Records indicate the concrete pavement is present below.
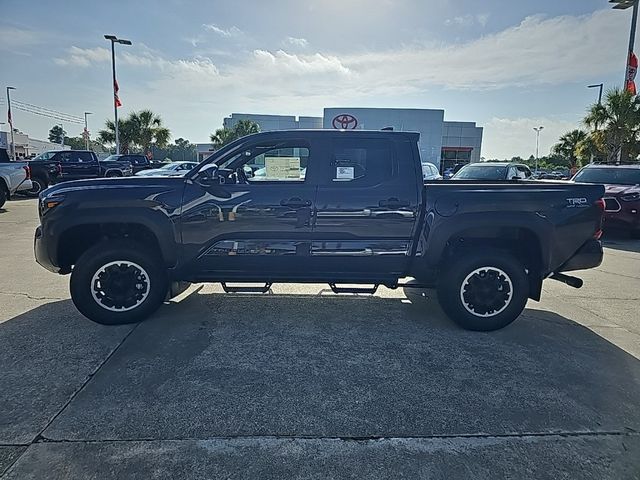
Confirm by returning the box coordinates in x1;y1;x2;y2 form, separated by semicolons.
1;198;639;479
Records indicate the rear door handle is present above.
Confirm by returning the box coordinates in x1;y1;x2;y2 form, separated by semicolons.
280;197;312;208
379;198;410;208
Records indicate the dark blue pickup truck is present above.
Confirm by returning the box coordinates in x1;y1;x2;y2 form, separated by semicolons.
34;130;605;331
27;150;132;195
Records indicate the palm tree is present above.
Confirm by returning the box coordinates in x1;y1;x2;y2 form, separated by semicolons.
233;120;260;138
130;109;170;151
210;120;260;149
98;110;170;153
98;118;137;154
552;129;587;170
584;88;640;163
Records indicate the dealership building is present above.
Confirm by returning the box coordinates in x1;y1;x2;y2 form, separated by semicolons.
208;108;483;172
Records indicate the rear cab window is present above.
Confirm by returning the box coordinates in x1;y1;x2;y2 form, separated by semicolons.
328;138;394;185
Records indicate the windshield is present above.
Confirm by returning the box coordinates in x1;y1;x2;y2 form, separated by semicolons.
453;165;507;180
32;151;56;161
573;167;640;186
160;163;179;170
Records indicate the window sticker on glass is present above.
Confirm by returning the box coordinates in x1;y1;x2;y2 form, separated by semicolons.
336;166;354;180
265;156;301;179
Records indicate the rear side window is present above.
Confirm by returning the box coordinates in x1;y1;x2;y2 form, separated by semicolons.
79;152;94;162
330;138;393;185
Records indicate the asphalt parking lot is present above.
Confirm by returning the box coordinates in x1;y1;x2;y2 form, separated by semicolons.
1;198;639;479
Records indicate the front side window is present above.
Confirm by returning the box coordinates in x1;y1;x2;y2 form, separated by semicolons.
219;141;310;183
330;139;393;185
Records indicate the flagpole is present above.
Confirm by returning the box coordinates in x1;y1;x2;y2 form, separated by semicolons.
6;86;16;161
110;39;120;155
625;0;639;88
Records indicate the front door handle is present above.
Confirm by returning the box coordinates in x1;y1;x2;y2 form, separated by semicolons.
379;198;410;208
280;197;312;208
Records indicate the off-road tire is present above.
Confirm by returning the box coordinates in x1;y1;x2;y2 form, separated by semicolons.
70;240;168;325
437;249;529;331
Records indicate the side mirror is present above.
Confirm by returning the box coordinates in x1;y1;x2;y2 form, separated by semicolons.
196;164;219;186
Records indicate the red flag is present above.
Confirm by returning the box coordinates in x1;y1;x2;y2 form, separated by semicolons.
114;79;122;107
626;51;638;95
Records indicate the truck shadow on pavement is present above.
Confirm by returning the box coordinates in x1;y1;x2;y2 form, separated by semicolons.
2;289;640;453
602;230;640;253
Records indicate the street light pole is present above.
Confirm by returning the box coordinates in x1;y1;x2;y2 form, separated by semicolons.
84;112;92;150
533;126;544;174
588;83;604;104
6;86;16;161
104;35;132;155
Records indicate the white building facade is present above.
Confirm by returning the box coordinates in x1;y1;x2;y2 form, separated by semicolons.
201;109;482;171
0;130;69;159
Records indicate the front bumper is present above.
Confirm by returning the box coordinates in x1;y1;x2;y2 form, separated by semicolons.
557;239;603;272
34;225;60;273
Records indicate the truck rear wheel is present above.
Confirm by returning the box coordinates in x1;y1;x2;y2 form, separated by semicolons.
70;240;168;325
26;176;47;197
437;250;529;331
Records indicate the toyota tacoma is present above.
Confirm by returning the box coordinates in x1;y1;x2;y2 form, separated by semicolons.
34;130;605;331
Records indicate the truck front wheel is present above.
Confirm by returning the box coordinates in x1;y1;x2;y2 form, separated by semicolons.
437;250;529;331
70;240;168;325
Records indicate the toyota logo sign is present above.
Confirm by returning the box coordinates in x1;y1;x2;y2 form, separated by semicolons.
332;114;358;130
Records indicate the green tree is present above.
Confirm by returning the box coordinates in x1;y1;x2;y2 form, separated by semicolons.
98;110;171;153
584;88;640;164
129;109;171;151
48;125;66;144
167;137;197;161
98;118;137;153
551;129;588;170
210;120;260;149
64;136;86;150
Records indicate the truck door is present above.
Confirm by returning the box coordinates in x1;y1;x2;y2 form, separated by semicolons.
180;137;320;279
58;151;99;180
312;136;420;277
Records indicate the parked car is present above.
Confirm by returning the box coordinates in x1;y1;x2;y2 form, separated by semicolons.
452;162;533;181
35;129;604;331
104;154;166;174
421;162;443;180
134;161;198;177
0;148;32;208
26;150;132;195
572;164;640;238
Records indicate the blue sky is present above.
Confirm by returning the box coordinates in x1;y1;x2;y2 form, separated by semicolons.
0;0;633;158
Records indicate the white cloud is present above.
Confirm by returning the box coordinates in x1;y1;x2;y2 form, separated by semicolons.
202;24;242;37
285;36;309;48
445;13;490;27
251;50;349;75
482;117;581;160
54;46;219;77
0;27;44;51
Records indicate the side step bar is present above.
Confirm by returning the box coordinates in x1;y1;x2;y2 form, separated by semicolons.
329;283;379;294
221;282;273;294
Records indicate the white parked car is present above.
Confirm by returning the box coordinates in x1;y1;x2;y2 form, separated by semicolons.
422;162;443;180
134;161;198;177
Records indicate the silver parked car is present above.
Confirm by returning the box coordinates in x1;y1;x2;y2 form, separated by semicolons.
421;162;443;180
134;161;198;177
0;150;32;208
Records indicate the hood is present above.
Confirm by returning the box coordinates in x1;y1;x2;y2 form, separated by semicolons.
41;175;185;196
604;184;640;196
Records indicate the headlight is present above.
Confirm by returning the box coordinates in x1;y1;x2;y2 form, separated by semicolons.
620;192;640;202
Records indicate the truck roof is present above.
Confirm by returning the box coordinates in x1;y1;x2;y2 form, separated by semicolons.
236;129;421;142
